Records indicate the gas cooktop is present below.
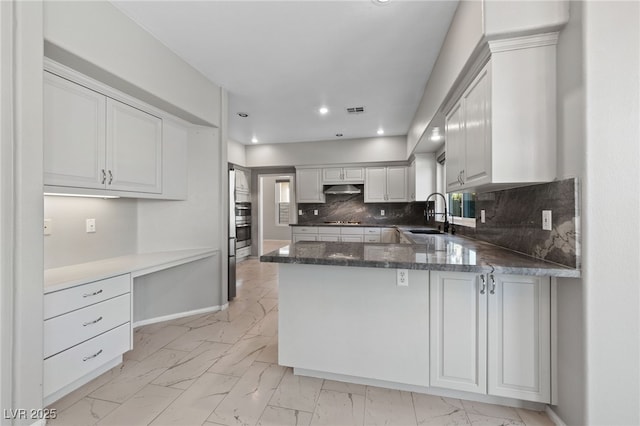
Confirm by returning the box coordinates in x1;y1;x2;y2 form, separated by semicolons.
324;221;361;225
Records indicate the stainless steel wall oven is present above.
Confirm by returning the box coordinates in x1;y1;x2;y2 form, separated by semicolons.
235;202;252;249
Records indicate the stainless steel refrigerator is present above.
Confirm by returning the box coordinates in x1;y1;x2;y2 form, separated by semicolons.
228;167;236;300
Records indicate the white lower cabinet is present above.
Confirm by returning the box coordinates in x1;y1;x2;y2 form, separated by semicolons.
430;271;551;403
44;274;132;404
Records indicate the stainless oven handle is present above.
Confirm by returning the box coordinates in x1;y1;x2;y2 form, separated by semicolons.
235;206;251;210
236;224;251;228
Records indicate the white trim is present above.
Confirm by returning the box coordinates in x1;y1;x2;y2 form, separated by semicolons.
545;406;567;426
551;278;558;406
132;304;226;329
294;368;546;411
488;32;560;54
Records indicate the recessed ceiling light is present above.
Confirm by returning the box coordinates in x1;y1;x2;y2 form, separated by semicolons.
319;107;329;115
336;133;343;137
377;129;385;135
251;137;258;144
237;112;249;118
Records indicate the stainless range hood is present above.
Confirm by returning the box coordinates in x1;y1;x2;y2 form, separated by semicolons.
324;184;361;195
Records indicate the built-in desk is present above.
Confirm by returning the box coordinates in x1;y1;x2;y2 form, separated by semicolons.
43;248;220;405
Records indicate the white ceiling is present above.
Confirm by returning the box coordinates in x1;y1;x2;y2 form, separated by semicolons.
112;1;458;146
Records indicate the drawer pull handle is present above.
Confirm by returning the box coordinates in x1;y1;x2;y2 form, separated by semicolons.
83;316;103;327
108;170;113;185
83;289;103;298
489;274;496;295
479;275;486;294
82;349;103;362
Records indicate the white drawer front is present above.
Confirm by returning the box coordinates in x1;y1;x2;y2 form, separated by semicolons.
364;235;381;243
293;235;317;242
340;227;364;235
319;235;340;242
364;227;381;235
45;274;130;319
341;235;364;243
44;323;130;397
294;227;318;234
318;227;340;234
44;294;131;359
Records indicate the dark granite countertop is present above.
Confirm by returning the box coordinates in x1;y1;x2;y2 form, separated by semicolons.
290;223;397;228
261;230;580;277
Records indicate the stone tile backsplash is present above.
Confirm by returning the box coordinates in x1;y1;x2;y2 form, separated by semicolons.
296;179;580;269
458;178;580;269
296;185;426;226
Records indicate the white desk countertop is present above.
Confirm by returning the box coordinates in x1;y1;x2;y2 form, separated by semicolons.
44;248;218;294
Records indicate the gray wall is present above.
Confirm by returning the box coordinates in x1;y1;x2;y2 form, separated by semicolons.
552;2;586;424
261;175;293;241
246;136;407;167
43;197;138;269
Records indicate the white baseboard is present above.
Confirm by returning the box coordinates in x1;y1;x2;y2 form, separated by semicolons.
132;304;226;329
545;406;567;426
294;368;547;411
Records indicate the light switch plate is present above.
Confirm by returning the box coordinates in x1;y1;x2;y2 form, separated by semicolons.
542;210;552;231
397;269;409;287
298;209;303;215
480;210;486;223
381;209;385;216
86;218;96;233
313;210;318;215
44;219;52;236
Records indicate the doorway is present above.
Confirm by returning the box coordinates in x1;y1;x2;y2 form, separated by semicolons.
258;173;296;255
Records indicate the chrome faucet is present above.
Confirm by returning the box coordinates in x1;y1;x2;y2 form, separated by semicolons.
425;192;450;233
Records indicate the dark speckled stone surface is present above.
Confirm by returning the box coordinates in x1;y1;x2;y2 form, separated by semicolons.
260;233;580;278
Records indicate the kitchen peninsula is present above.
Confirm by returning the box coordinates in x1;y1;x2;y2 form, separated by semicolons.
261;228;579;408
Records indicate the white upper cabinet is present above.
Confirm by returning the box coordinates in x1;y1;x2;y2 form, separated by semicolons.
44;72;107;190
235;169;250;194
445;33;559;192
365;166;408;203
44;68;186;198
106;99;162;194
296;168;325;203
322;166;364;184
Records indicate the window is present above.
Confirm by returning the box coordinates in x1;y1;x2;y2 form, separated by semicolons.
436;153;476;227
276;179;290;225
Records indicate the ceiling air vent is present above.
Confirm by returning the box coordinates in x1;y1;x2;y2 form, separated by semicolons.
346;106;365;114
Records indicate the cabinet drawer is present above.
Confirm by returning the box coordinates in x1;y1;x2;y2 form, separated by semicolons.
294;227;318;234
364;235;381;243
340;227;364;235
293;235;317;242
45;274;130;320
318;227;340;234
341;235;364;243
319;235;340;242
364;227;381;235
44;323;130;397
44;294;131;359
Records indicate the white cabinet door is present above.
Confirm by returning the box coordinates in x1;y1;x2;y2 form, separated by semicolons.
430;271;487;394
462;65;491;187
106;99;162;194
296;169;325;203
44;72;106;189
488;274;550;403
408;161;416;201
386;166;408;202
445;102;464;192
322;168;343;183
343;167;364;182
293;234;318;242
235;169;250;193
364;167;387;202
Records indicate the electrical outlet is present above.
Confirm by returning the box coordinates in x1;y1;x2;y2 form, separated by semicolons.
480;210;486;223
542;210;552;231
397;269;409;287
86;218;96;233
298;209;303;216
313;210;318;215
381;209;385;216
44;219;52;236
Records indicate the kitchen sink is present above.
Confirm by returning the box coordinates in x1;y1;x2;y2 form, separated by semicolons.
409;229;443;235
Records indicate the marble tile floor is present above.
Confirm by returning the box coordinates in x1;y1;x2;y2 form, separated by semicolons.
48;258;555;426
